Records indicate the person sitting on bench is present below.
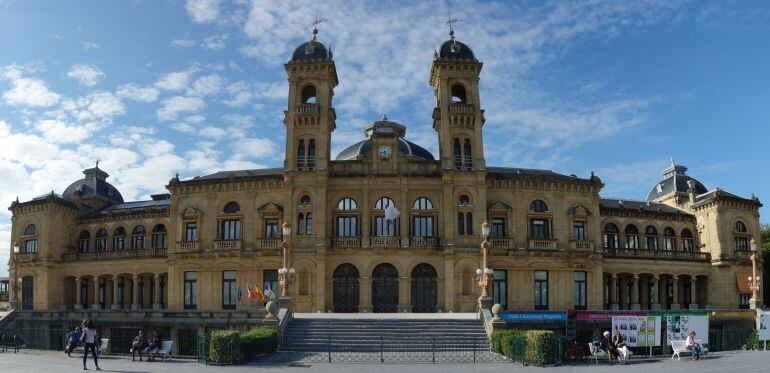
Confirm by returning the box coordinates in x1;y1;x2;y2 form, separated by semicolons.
143;330;162;362
130;330;148;361
599;331;620;365
686;331;702;361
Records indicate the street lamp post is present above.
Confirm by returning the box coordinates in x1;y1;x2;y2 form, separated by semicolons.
10;242;20;309
476;221;494;310
749;238;762;310
278;221;295;298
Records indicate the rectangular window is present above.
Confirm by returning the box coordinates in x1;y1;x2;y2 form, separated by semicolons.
682;239;694;252
457;213;465;235
492;270;507;310
534;271;548;310
573;221;585;241
735;237;748;251
185;222;198;242
265;219;279;238
114;236;125;251
184;272;197;309
79;239;89;253
664;237;675;251
263;270;279;302
530;219;549;240
152;233;167;249
98;278;106;309
297;214;305;235
739;293;750;309
574;271;587;310
492;218;506;238
412;216;434;237
96;238;107;251
132;235;145;250
305;213;313;235
24;240;38;253
221;219;241;240
335;216;358;237
465;213;473;235
604;234;618;249
117;278;125;309
646;236;658;250
373;216;396;236
222;271;237;310
626;235;639;249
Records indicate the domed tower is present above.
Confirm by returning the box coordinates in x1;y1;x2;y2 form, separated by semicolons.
283;25;338;172
430;27;486;171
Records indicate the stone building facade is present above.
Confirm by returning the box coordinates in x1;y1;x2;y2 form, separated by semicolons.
6;30;764;315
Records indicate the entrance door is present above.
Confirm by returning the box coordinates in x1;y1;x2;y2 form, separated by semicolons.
333;264;360;313
21;276;34;310
411;264;437;312
372;264;398;312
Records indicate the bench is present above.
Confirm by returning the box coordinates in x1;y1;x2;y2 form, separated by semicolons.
671;340;708;360
588;342;608;364
73;338;109;356
156;340;173;360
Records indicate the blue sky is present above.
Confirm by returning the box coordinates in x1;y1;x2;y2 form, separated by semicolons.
1;0;769;275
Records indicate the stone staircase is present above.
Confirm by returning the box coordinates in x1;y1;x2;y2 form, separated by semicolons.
281;316;489;352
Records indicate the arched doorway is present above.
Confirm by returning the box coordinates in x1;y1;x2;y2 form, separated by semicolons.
372;263;398;313
411;264;438;312
333;264;360;313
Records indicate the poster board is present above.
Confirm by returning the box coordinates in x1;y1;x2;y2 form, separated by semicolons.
758;309;770;341
611;315;661;347
664;313;709;345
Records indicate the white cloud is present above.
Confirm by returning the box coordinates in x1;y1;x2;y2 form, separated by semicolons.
157;96;205;121
232;137;277;159
1;67;60;107
116;83;160;102
188;74;223;96
170;38;196;48
34;119;94;144
185;0;221;24
201;34;228;50
66;64;105;87
82;41;100;50
155;68;197;91
223;80;252;107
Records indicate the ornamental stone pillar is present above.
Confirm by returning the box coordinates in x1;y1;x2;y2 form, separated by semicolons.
631;275;640;310
671;276;680;310
153;274;161;310
610;274;619;310
74;278;83;310
111;275;120;310
131;275;140;310
398;276;410;312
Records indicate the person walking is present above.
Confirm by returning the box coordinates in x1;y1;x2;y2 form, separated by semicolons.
80;319;101;370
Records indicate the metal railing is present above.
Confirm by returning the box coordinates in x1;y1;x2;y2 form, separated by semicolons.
331;237;361;248
62;248;167;262
409;236;440;248
529;239;558;250
371;236;400;248
603;247;711;261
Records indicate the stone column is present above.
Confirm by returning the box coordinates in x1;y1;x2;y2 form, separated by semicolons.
59;279;68;311
131;275;140;310
651;275;661;310
671;276;680;310
398;276;410;312
91;278;101;310
153;274;161;310
608;273;617;310
703;277;710;308
612;274;620;310
359;277;372;313
74;278;83;310
111;275;120;310
631;275;640;310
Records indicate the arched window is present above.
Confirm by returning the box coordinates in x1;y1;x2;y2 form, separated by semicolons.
373;197;397;237
681;228;694;252
375;197;394;209
663;227;676;251
113;227;126;251
604;223;619;249
299;195;312;205
301;84;317;104
131;226;146;250
463;139;473;168
78;230;90;253
453;138;462;168
297;139;305;168
530;200;549;213
24;224;37;236
413;197;433;210
96;228;108;251
338;197;357;210
223;201;240;214
297;195;313;236
307;139;316;169
152;224;167;250
458;195;471;206
645;226;658;250
451;84;467;103
734;220;750;252
625;225;639;249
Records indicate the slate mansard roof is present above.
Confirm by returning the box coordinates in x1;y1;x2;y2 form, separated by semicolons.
646;164;707;201
62;166;124;204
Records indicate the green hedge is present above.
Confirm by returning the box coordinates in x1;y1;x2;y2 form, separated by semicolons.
240;327;278;360
491;329;563;366
209;330;241;365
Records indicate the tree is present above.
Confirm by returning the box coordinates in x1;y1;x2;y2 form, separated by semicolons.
762;224;770;303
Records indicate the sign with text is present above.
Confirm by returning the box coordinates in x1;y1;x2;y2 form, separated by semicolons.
757;310;770;341
611;315;661;347
500;311;567;322
576;312;646;321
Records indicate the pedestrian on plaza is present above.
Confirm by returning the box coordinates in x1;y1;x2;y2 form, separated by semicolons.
686;331;702;361
143;330;162;362
65;326;81;357
599;331;620;365
80;319;101;370
130;330;148;361
613;330;629;364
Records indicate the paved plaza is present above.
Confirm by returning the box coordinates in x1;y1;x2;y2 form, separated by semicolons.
2;349;770;373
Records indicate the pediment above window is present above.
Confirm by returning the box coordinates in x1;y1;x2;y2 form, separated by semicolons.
258;201;283;217
568;204;591;219
182;206;202;220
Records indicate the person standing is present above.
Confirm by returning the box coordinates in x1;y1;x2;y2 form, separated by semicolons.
80;319;101;370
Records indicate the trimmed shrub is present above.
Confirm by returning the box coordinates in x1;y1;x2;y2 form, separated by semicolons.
209;330;241;364
240;327;278;360
491;329;562;366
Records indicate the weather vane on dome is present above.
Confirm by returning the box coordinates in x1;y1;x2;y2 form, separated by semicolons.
445;9;462;39
311;10;327;41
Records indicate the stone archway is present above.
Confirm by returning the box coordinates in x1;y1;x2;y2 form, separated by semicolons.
372;263;398;313
411;263;438;313
333;264;360;313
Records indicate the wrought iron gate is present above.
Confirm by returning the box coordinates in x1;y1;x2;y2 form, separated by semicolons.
372;264;398;313
333;264;359;313
411;264;437;312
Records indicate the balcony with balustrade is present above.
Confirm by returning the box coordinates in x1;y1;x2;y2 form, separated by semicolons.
409;236;440;248
61;248;168;262
529;239;558;250
370;236;401;248
175;241;199;253
294;103;319;116
490;237;512;249
570;240;593;251
213;240;242;251
16;252;38;263
603;247;711;262
448;103;475;114
255;238;282;249
332;236;361;249
733;249;753;259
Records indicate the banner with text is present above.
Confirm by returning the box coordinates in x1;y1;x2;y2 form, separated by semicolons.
611;315;661;347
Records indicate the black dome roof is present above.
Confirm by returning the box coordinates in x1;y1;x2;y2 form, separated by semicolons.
63;166;124;204
291;40;331;62
437;38;476;60
336;117;434;161
647;163;708;201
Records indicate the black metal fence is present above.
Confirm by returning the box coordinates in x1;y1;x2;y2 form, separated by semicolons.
709;328;757;351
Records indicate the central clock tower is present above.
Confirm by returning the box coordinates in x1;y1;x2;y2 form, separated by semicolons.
365;114;403;173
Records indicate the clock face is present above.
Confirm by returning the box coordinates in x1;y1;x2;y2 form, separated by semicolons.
378;146;392;159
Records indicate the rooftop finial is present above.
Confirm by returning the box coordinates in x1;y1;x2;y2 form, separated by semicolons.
381;113;388;121
670;157;675;166
311;10;327;41
446;9;462;40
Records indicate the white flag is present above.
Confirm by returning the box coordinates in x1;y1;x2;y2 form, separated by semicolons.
384;204;400;221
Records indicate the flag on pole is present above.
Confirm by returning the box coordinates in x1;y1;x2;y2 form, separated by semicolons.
237;286;243;303
246;285;254;301
254;283;265;302
265;286;276;302
384;203;400;221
